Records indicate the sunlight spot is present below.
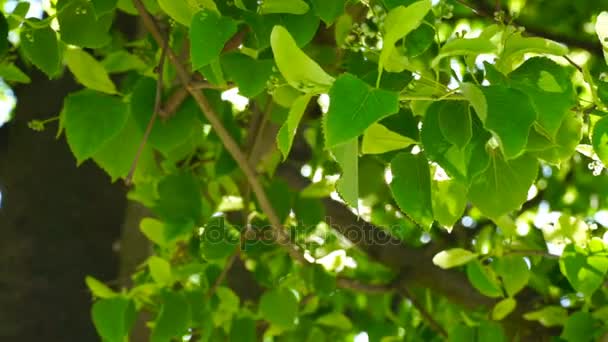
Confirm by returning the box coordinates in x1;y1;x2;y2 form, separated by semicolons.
318;93;330;114
411;145;421;155
516;220;530;236
595;210;608;227
0;188;3;208
420;232;431;244
527;185;538;201
384;167;393;184
0;81;16;128
221;88;249;112
354;332;369;342
461;216;475;228
312;168;323;182
300;164;312;177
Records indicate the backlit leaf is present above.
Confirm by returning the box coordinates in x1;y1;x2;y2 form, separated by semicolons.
64;48;117;94
432;248;477;269
190;10;238;69
277;94;313;159
361;123;416;154
390;152;433;228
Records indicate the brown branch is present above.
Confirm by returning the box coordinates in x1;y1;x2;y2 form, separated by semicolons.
132;0;305;263
205;249;240;299
126;34;168;185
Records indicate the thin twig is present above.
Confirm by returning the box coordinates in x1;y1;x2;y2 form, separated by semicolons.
205;249;240;299
126;34;168;185
132;0;306;264
563;55;584;73
336;277;394;294
502;249;560;259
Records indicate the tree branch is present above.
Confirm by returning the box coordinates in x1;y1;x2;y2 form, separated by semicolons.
132;0;306;263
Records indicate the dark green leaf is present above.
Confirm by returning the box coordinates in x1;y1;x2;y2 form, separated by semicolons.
259;288;298;328
494;256;530;297
190;10;238;70
20;22;60;77
466;259;503;298
57;0;112;48
91;297;136;342
389;152;433;228
561;312;596;342
310;0;345;24
222;53;274;97
151;292;191;342
155;173;202;224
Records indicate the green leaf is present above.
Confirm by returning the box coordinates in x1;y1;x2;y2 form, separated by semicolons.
390;152;434;228
85;276;117;298
130;78;200;154
57;0;112;48
438;100;472;149
155;173;202;223
432;37;496;67
270;25;335;93
478;321;506;342
324;73;399;148
501;33;568;71
492;297;516;321
260;0;310;15
379;1;431;77
596;12;608;65
466;260;503;298
61;90;128;164
152;292;191;342
422;101;491;183
561;312;596;342
148;256;172;285
331;138;359;208
559;244;608;297
431;172;467;227
91;0;118;16
482;85;537;158
190;10;238;69
528;114;582;165
201;216;239;260
222;53;274;97
20;22;60;77
449;324;475;342
102;50;147;73
140;218;168;246
259;288;298;328
494;256;530;297
277;94;313;159
432;248;478;269
64;48;117;94
316;312;353;330
0;63;31;83
361;123;416;154
469;150;538;219
509;57;576;138
460;82;487;122
592;115;608;166
310;0;345;25
230;318;257;342
524;306;569;327
158;0;195;26
92;297;136;342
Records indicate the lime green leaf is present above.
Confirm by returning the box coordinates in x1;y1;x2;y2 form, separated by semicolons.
432;37;496;67
61;90;128;164
102;50;147;73
379;1;431;77
310;0;345;25
140;218;168;246
482;85;537;159
7;2;29;30
324;73;399;148
501;34;568;71
390;152;434;228
528;114;582;164
222;54;274;97
596;12;608;64
361;123;416;154
478;321;506;342
91;0;117;16
259;288;298;328
561;312;596;342
316;312;353;330
85;276;116;298
509;57;576;138
64;48;117;94
155;173;202;223
460;82;487;122
151;292;191;342
559;244;608;297
130;78;199;154
260;0;309;14
270;25;335;93
92;297;136;342
466;260;503;298
158;0;195;26
334;14;353;45
469;151;538;219
57;0;112;48
432;248;478;269
524;306;568;327
494;256;530;297
438;100;472;149
492;297;516;321
431;173;467;228
277;94;313;159
0;63;31;83
331;138;359;208
190;10;238;69
592;115;608;166
148;256;172;285
20;23;60;77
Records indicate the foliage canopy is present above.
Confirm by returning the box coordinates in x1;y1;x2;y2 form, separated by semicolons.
6;0;608;340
